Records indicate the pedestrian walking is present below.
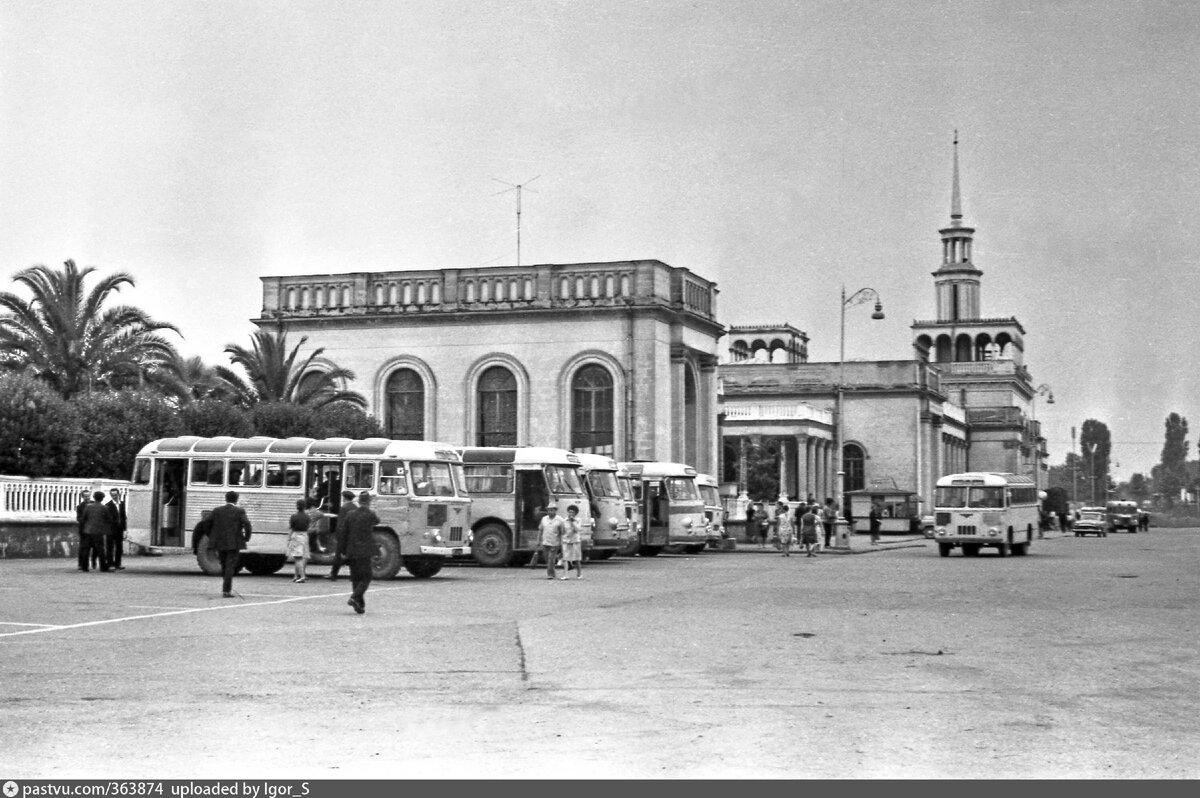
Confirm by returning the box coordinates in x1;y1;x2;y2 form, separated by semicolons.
821;497;837;549
538;502;565;580
753;502;769;548
326;490;356;581
799;503;820;557
79;491;112;572
287;498;310;583
105;488;127;570
561;504;583;579
775;501;795;556
201;491;253;597
869;502;882;546
341;491;379;614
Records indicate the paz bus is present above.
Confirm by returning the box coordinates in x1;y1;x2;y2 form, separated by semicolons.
696;473;725;549
575;452;638;560
930;472;1039;557
619;461;707;556
457;446;592;567
126;436;471;579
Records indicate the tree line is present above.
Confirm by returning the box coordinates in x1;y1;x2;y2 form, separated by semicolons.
0;259;381;480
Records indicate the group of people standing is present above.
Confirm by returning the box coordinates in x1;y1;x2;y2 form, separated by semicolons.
75;488;127;572
534;502;584;580
205;488;378;614
753;496;886;556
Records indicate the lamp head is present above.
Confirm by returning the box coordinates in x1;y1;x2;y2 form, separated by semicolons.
870;300;885;320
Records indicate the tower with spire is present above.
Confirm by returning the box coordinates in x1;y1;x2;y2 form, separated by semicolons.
912;133;1042;480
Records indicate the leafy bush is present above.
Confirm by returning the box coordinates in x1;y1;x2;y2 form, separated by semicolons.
314;402;385;439
0;372;80;477
252;401;318;438
70;390;185;479
182;398;254;438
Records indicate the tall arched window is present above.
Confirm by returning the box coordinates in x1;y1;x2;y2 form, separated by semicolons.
843;444;865;493
477;366;517;446
571;365;614;455
386;369;425;440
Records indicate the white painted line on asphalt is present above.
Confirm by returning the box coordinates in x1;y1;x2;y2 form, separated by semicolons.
0;621;62;628
0;586;407;639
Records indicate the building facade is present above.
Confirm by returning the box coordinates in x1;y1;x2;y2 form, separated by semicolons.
256;259;723;474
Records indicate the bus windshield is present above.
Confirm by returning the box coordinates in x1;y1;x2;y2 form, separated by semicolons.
545;465;583;494
698;485;720;507
410;461;457;496
586;470;622;499
665;477;699;502
936;486;1006;508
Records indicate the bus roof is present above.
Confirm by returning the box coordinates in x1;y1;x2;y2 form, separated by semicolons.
935;472;1036;487
456;446;582;467
573;452;620;472
620;461;698;479
136;436;464;461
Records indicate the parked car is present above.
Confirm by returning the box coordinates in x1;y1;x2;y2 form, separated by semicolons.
1074;507;1107;537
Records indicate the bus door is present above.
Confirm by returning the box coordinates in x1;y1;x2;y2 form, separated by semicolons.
517;469;549;549
154;458;187;547
643;481;670;547
304;461;343;512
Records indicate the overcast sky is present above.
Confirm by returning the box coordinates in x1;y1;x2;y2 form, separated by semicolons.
2;0;1197;482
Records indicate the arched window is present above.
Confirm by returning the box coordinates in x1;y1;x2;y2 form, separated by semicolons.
477;366;517;446
571;365;614;455
386;369;425;440
560;277;570;299
620;274;631;296
843;444;865;493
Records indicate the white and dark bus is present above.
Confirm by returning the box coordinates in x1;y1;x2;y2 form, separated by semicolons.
931;472;1039;557
126;436;471;579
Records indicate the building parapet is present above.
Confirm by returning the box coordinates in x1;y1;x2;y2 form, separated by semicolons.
966;406;1025;427
721;403;833;425
0;475;132;521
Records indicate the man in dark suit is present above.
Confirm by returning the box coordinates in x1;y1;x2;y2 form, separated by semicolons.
75;489;91;571
340;491;379;614
206;491;253;597
325;489;356;582
104;488;127;570
79;491;112;572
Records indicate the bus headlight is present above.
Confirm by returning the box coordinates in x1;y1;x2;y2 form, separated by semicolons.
935;526;947;537
987;527;1000;536
682;517;693;529
426;530;443;544
608;517;619;529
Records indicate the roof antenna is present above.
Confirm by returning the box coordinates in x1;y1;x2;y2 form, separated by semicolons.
492;176;540;267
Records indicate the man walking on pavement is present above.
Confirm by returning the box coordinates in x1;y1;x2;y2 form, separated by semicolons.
326;489;356;581
204;491;253;597
341;490;379;614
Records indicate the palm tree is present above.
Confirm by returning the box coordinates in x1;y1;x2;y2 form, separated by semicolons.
0;259;182;397
219;328;365;408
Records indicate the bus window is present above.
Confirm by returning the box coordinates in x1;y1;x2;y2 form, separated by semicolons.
345;462;375;491
586;470;621;499
412;462;455;496
132;458;151;485
378;461;408;495
544;465;583;494
190;460;224;486
266;461;302;488
463;464;513;494
228;460;263;488
972;488;1005;508
664;477;698;501
935;486;967;508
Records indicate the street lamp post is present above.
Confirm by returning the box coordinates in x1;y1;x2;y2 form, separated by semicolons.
1030;383;1054;489
834;285;884;547
1084;441;1098;506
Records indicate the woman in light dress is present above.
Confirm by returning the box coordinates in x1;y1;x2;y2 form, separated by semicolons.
775;501;796;557
286;498;311;583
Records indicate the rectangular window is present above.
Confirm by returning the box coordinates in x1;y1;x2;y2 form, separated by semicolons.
132;459;151;485
345;462;376;491
228;460;264;488
190;460;224;485
463;464;513;494
379;461;408;496
410;461;456;496
266;462;302;488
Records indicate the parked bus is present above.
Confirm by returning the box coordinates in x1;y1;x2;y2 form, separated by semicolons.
575;453;637;560
931;472;1039;557
615;462;643;556
1105;500;1139;534
619;461;706;556
457;446;592;567
696;473;725;549
126;436;471;579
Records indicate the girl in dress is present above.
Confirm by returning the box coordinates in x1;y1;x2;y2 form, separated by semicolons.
561;504;584;579
775;501;795;557
287;498;311;583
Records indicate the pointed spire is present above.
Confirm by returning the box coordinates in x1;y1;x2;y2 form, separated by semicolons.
950;130;962;223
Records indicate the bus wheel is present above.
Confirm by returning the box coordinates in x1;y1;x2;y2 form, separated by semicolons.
638;545;663;557
242;554;286;575
371;531;403;579
684;544;706;555
589;549;616;561
194;534;223;576
471;524;513;567
403;557;443;578
617;539;640;557
938;543;951;557
962;544;980;557
1013;542;1029;556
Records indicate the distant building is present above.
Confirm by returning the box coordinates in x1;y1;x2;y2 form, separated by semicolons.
255;259;723;474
